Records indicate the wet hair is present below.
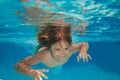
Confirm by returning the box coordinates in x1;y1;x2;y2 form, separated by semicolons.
37;23;72;48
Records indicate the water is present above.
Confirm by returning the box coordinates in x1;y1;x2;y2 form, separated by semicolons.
0;0;120;80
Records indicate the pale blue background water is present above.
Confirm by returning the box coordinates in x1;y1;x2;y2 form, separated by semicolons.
0;0;120;80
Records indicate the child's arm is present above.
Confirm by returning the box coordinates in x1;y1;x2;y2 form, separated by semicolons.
70;42;92;62
14;52;48;80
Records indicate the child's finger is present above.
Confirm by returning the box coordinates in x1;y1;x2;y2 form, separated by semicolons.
39;69;49;72
34;76;42;80
88;54;92;60
39;76;43;80
82;57;85;62
85;56;88;62
41;73;48;79
36;71;48;79
77;56;80;62
77;54;81;62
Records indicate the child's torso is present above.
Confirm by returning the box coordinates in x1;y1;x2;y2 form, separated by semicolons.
38;47;72;68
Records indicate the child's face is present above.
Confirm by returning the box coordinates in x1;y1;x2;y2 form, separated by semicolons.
50;40;70;61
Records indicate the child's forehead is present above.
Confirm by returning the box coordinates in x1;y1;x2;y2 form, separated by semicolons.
53;40;70;47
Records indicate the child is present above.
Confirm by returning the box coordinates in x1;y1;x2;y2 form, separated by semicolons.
14;22;92;80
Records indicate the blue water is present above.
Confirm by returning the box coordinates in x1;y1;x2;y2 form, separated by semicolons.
0;0;120;80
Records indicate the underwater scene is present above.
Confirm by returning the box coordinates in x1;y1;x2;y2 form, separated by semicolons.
0;0;120;80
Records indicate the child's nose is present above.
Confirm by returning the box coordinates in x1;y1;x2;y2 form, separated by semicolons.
60;51;65;56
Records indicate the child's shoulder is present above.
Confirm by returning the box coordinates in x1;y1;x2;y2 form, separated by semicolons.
38;47;48;52
33;47;50;59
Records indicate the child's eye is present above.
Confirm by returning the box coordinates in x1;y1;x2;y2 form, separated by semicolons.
65;47;69;50
55;48;60;51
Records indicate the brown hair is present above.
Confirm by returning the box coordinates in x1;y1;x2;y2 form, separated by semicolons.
37;23;72;48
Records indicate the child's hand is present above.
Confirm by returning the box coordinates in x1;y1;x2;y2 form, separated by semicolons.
77;52;92;62
32;69;49;80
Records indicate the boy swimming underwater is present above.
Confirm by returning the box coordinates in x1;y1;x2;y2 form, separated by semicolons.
14;22;92;80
